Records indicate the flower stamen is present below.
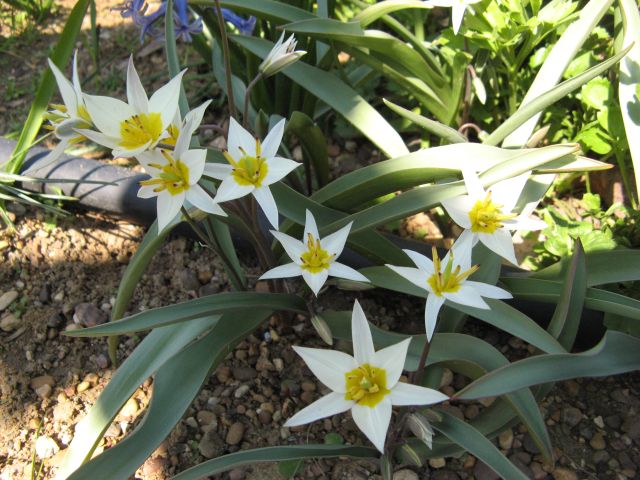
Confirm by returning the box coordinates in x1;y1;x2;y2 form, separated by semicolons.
428;246;479;296
344;364;390;407
300;233;334;273
468;192;518;234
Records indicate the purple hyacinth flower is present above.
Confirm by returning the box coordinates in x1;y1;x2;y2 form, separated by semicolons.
221;8;256;35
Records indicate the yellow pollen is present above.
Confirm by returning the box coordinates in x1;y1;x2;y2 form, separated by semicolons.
344;364;390;407
299;233;334;273
163;124;180;146
427;246;479;296
119;112;163;150
138;150;191;196
224;140;269;187
468;192;518;234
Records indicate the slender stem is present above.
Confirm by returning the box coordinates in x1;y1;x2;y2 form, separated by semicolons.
181;207;211;245
243;72;263;130
411;338;432;386
212;0;238;120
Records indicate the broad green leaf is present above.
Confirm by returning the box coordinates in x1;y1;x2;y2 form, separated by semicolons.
532;249;640;286
65;293;306;336
485;46;632;146
546;240;586;349
232;35;408;159
172;445;377;479
355;0;431;27
57;316;219;477
66;310;268;480
217;0;315;23
502;0;614;147
455;330;640;400
286;111;329;187
432;411;530;480
617;0;640;204
8;0;90;173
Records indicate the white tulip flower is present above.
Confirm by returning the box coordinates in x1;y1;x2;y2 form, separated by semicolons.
424;0;482;34
260;209;368;295
78;56;184;159
259;32;306;78
284;300;448;452
136;100;225;231
387;232;511;341
203;117;301;229
41;52;93;167
441;169;547;265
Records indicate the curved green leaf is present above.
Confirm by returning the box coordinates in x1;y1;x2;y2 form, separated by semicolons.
65;293;306;336
355;0;432;27
232;35;408;159
455;330;640;400
286;111;329;187
172;445;377;480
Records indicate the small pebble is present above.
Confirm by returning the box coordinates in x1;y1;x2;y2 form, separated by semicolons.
226;422;245;445
429;458;446;469
0;290;18;311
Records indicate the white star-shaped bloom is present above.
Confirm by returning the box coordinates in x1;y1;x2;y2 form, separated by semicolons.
387;232;512;341
204;117;300;229
284;300;448;452
260;209;368;295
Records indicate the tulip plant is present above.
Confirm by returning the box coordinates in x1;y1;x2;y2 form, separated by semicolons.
24;1;640;479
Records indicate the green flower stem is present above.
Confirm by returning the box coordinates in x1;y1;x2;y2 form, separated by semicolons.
212;0;238;121
412;337;432;387
243;72;263;130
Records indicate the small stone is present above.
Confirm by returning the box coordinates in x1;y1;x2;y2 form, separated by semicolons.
197;410;216;426
562;407;582;427
199;431;224;459
73;303;107;327
254;281;270;293
46;313;64;328
258;410;272;424
522;433;540;454
179;269;201;291
0;290;18;311
473;461;499;480
589;432;606;450
593;416;605;429
232;367;257;381
95;353;110;369
622;416;640;440
465;404;480;420
301;380;316;392
234;385;250;399
228;468;245;480
141;457;166;477
429;457;446;469
226;422;245;445
564;380;580;397
273;358;284;371
530;462;547;480
38;286;51;303
605;415;622;429
31;375;55;391
76;381;91;393
552;467;578;480
0;313;20;332
197;270;213;284
199;283;220;297
509;453;533;478
65;323;83;332
53;400;74;423
120;397;139;419
35;436;59;459
301;391;314;404
431;471;460;480
216;366;231;383
592;450;610;464
185;417;198;429
393;469;419;480
498;429;514;450
440;368;453;388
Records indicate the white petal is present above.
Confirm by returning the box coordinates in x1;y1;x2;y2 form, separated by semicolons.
263;157;301;185
449;230;474;272
292;346;357;393
76;129;119;150
261;118;285;158
301;268;329;296
83;94;134;137
126;55;149;113
403;249;434;273
441;195;474;229
327;262;369;282
48;59;78;116
136;150;166;170
71;50;82;98
373;338;410;389
32;139;69;171
214;176;253;203
322;222;351;256
386;265;428;292
464;281;512;299
283;392;354;427
303;209;320;241
478;229;518;265
451;3;466;34
227;117;256;159
149;70;185;128
184;100;211;130
180;149;206;185
461;167;485;198
504;214;547;232
137;185;158;199
445;285;489;309
253;187;279;229
156;191;185;232
271;231;305;263
186;184;222;215
259;263;302;280
112;141;153;159
490;172;529;213
352;300;375;365
351;397;392;453
425;294;445;342
203;163;233;180
390;382;448;406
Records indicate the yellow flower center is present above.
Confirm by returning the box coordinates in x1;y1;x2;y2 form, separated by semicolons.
427;246;479;296
300;233;334;273
163;124;180;147
224;141;269;187
119;112;163;150
344;364;390;407
468;192;517;234
138;150;191;196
